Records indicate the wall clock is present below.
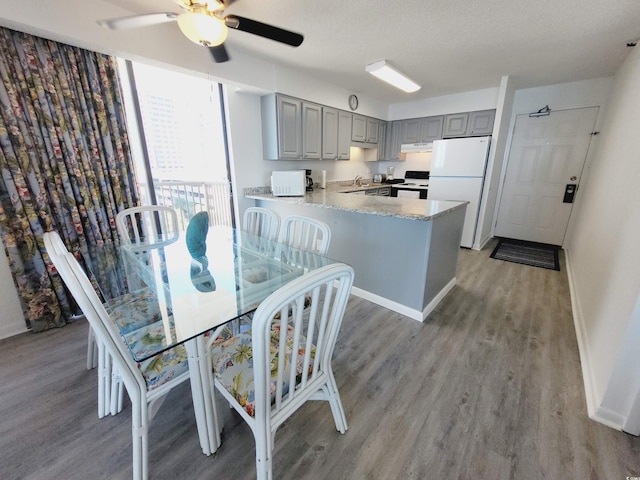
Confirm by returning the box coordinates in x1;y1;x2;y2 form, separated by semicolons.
348;94;359;111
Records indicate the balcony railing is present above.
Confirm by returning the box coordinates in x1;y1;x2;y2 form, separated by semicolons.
149;181;233;230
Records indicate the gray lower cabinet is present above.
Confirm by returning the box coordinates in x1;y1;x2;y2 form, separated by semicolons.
365;186;391;196
443;113;469;138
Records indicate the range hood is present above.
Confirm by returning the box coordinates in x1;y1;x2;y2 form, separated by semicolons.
400;142;433;153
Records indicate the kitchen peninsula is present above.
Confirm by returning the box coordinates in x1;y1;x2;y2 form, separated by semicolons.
246;183;467;321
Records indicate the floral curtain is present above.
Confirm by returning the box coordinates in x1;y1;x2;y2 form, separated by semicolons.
0;27;140;332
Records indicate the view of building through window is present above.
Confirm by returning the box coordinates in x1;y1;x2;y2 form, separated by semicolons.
119;60;233;228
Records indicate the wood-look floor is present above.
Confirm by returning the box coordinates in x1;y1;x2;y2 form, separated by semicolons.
2;239;639;479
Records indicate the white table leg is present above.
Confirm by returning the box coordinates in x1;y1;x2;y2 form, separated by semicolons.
185;336;222;455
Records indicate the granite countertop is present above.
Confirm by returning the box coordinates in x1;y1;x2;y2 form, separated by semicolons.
245;182;467;221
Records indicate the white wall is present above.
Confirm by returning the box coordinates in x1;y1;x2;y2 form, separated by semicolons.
388;87;501;120
0;236;27;339
476;76;516;250
563;46;640;433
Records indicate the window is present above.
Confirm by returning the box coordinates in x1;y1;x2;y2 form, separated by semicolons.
118;60;234;229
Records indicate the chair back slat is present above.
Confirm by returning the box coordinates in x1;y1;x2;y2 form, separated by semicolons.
280;215;331;255
243;207;280;242
116;206;179;246
252;263;353;421
287;296;305;400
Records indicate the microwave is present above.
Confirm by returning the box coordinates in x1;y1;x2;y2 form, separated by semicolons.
271;170;306;197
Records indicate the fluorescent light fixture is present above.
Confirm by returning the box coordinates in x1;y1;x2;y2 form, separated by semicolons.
365;60;421;93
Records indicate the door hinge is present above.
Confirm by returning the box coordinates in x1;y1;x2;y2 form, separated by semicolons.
590;131;600;136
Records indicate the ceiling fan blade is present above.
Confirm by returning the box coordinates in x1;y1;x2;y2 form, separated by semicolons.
209;44;230;63
224;15;303;47
98;13;178;31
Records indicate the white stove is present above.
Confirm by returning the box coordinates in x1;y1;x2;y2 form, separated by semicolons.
390;171;430;199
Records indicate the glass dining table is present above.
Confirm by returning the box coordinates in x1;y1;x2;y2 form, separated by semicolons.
81;224;337;456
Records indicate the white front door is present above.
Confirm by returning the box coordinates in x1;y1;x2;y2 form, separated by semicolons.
494;107;598;245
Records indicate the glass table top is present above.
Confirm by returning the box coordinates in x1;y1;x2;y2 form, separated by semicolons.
82;225;336;361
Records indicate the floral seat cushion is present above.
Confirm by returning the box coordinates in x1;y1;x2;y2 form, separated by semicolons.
123;320;189;392
109;288;168;335
210;324;316;417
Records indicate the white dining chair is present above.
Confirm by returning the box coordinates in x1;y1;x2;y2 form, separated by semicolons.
243;207;280;242
280;215;331;255
209;263;354;480
116;205;179;246
42;231;100;370
44;231;115;419
46;246;193;480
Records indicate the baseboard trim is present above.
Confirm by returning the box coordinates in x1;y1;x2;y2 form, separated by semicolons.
565;247;624;431
473;234;492;251
350;277;457;323
350;286;423;321
423;277;457;319
0;323;28;340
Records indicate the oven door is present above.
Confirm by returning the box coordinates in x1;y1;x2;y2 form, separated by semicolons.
391;187;428;199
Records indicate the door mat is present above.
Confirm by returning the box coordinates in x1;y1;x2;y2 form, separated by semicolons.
490;238;560;271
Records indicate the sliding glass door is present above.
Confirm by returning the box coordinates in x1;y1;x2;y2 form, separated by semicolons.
118;59;234;229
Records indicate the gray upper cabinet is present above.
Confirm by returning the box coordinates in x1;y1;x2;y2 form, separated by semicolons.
352;114;367;142
337;111;352;160
261;94;329;160
302;102;322;159
352;114;379;144
261;94;302;160
467;109;495;136
400;116;444;143
366;117;379;143
443;113;469;138
421;116;444;142
443;110;495;138
377;121;387;161
321;107;338;160
261;92;495;160
386;121;402;161
323;108;351;160
400;118;422;144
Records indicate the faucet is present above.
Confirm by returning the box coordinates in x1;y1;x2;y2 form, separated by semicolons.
354;175;362;187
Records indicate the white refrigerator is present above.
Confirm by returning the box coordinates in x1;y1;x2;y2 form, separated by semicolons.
429;136;491;248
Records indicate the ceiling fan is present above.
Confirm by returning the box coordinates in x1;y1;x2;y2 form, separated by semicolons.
98;0;304;63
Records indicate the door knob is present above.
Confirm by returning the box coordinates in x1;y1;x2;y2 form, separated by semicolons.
570;176;577;181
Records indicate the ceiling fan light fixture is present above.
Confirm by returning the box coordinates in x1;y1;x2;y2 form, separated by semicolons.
177;11;228;47
365;60;421;93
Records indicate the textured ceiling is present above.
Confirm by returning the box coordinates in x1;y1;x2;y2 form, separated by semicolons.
1;0;640;103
